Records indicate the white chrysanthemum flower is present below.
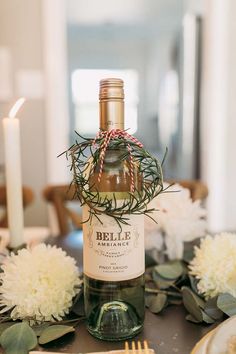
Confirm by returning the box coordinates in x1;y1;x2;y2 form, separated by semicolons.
0;244;80;323
145;183;207;259
189;233;236;299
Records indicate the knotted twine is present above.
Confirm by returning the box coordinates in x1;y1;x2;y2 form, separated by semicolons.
93;129;143;193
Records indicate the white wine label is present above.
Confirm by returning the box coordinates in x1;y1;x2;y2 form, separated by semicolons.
83;206;144;281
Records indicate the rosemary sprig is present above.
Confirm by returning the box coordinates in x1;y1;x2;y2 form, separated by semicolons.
64;133;164;227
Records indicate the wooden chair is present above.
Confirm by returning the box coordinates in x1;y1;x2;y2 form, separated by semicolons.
43;180;207;236
0;186;35;227
167;179;208;201
43;185;82;236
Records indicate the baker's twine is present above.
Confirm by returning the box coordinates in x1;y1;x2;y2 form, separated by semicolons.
93;129;143;193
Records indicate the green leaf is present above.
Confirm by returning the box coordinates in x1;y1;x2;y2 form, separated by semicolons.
71;289;85;317
145;253;158;268
201;310;215;324
57;318;84;326
32;322;50;337
183;286;205;308
0;322;15;336
145;295;156;308
0;322;37;354
149;294;167;314
168;298;182;306
181;263;188;275
217;293;236;316
186;314;201;323
155;261;183;280
204;297;223;320
182;286;205;322
152;270;175;289
38;325;75;345
145;272;153;282
183;248;194;263
175;273;188;287
189;275;199;294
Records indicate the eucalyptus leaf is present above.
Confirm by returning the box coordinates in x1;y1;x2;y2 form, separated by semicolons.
181;263;188;275
0;322;37;354
152;269;175;289
145;253;158;268
38;325;75;345
186;314;202;323
175;273;188;287
149;294;167;314
189;275;200;295
155;261;183;280
217;293;236;316
183;286;205;308
168;298;182;306
183;248;194;263
0;322;15;336
32;322;50;337
71;289;85;317
201;310;215;324
145;273;153;282
204;297;223;320
57;318;84;326
145;295;156;308
182;286;205;322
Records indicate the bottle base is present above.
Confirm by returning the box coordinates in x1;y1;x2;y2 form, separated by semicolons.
86;300;143;341
87;326;143;341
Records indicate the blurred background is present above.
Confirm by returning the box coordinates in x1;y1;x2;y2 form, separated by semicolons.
0;0;235;233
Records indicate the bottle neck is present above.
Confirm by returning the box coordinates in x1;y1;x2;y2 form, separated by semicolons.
99;99;124;131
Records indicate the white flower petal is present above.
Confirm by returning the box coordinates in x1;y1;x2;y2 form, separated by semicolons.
144;183;207;259
0;244;80;323
189;233;236;299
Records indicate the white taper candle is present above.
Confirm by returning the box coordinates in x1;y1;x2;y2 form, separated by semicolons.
2;98;25;248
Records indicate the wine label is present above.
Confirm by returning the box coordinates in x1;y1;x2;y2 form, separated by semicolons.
83;206;144;281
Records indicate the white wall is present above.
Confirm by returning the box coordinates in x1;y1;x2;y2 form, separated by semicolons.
42;0;70;185
0;0;48;226
201;0;236;232
2;0;236;233
0;0;71;229
67;0;184;27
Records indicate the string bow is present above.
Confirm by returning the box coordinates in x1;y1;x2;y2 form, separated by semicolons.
93;129;143;193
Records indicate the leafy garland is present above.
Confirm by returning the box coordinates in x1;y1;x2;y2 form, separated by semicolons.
64;132;165;227
0;245;235;352
145;249;233;324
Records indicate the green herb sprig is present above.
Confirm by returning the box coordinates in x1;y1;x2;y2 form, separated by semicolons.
64;132;165;227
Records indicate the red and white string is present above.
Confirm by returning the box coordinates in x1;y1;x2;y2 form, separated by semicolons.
93;129;143;193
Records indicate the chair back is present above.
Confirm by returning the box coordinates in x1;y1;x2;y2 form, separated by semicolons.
43;180;207;236
43;185;82;236
0;186;34;227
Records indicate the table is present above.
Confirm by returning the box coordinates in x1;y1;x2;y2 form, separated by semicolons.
7;231;217;354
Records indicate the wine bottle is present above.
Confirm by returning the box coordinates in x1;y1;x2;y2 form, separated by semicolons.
83;78;145;341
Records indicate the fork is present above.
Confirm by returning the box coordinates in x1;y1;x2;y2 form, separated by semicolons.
125;340;151;354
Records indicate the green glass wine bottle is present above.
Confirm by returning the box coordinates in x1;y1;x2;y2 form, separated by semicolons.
83;78;145;341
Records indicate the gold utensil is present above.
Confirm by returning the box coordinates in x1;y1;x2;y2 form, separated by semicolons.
125;340;152;354
31;340;152;354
